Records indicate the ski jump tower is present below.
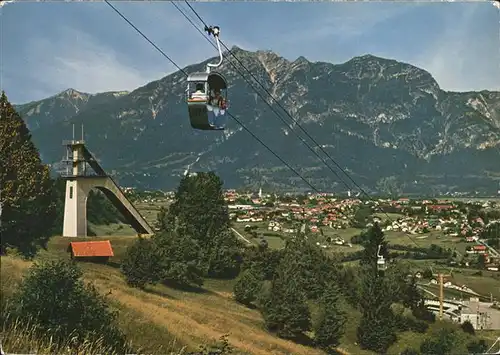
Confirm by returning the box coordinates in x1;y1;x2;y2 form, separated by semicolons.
61;126;153;237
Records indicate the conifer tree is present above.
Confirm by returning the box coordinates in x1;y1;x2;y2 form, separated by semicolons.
357;266;397;353
0;91;55;256
384;262;434;323
279;235;336;300
359;222;388;269
314;282;346;352
403;274;434;322
356;224;396;353
261;254;311;339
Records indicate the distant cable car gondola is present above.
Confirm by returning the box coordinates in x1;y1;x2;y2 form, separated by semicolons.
186;25;228;130
377;244;387;272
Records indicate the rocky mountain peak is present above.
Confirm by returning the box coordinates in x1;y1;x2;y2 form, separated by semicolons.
345;54;437;84
293;55;309;64
13;48;500;194
57;88;89;100
255;49;284;63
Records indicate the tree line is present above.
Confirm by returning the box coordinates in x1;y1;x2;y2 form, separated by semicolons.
121;171;489;354
1;92;130;256
0;91;492;354
1;91;234;353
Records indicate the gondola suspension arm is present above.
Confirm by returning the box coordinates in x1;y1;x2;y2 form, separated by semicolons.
204;26;223;71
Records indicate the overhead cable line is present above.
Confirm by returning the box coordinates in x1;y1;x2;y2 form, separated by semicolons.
184;0;357;190
107;0;424;251
105;0;188;76
103;0;327;196
174;0;355;193
170;1;359;223
182;1;425;249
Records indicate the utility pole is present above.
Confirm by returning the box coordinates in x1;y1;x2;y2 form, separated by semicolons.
432;268;453;320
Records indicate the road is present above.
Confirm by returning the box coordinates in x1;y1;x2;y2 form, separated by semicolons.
419;281;480;297
231;227;252;245
418;285;438;298
479;239;500;258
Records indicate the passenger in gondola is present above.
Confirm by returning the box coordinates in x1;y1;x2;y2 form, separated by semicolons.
209;88;226;110
209;88;227;129
190;83;208;102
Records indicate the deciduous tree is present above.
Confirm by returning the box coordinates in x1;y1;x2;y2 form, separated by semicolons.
279;235;337;300
121;236;161;289
158;172;242;278
164;172;230;241
154;231;205;288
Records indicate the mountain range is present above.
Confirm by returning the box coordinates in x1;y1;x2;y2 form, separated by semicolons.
14;47;500;195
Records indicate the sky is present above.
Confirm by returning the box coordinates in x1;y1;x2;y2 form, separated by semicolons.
1;0;499;104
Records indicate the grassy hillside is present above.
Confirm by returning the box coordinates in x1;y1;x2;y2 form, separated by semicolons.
1;237;325;354
2;235;498;354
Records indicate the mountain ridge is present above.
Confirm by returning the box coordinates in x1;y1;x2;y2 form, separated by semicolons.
14;47;500;194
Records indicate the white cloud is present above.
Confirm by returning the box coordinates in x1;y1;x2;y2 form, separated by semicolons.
27;27;167;95
280;3;419;44
414;3;500;91
3;1;218;102
6;0;498;104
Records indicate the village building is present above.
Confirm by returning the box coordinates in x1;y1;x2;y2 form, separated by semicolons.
67;240;114;263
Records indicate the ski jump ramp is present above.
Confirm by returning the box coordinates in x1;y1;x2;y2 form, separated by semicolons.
62;140;153;237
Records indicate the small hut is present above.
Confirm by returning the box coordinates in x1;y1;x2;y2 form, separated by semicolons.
67;240;114;263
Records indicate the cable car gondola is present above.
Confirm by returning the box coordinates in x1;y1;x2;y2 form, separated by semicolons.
186;25;228;130
377;244;387;272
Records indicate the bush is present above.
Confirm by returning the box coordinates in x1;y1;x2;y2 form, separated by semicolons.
393;313;410;332
395;313;429;333
412;305;436;323
121;236;161;289
9;259;129;352
467;339;487;354
154;231;205;288
410;319;429;333
420;328;457;355
460;320;475;335
188;334;233;354
233;268;262;306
